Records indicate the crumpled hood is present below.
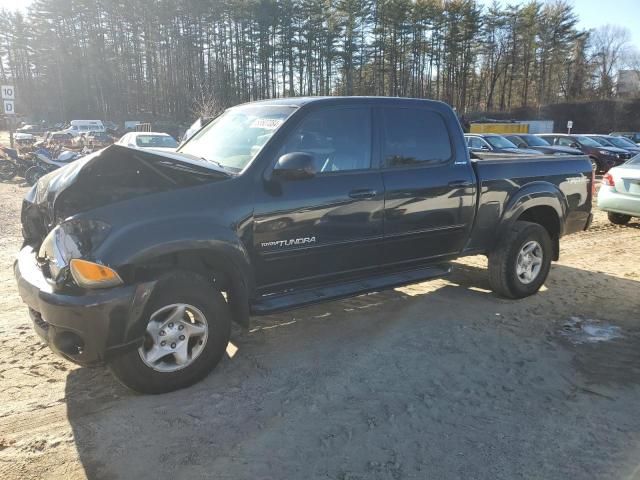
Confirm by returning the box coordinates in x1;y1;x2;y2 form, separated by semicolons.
31;149;102;206
23;145;229;242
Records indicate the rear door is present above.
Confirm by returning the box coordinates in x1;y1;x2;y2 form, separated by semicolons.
378;106;477;267
252;105;385;292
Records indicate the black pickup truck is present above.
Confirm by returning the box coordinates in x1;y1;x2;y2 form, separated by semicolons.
15;97;593;393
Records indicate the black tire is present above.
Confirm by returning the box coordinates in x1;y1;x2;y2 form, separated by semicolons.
25;166;46;185
608;212;631;225
109;271;231;394
488;221;553;299
0;160;17;181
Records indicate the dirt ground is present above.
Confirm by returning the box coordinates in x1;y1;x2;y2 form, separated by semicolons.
0;175;639;480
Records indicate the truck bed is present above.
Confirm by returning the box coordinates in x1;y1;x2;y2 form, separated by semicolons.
465;154;593;253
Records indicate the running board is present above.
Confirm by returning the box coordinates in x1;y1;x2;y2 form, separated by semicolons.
251;264;452;315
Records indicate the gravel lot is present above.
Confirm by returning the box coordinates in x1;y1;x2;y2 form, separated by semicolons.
0;175;639;480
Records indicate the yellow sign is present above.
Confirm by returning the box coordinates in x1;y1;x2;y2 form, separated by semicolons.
470;123;529;134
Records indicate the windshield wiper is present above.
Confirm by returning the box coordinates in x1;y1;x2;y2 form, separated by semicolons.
200;156;227;169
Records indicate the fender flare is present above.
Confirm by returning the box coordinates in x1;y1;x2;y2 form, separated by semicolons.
495;182;567;250
97;216;254;328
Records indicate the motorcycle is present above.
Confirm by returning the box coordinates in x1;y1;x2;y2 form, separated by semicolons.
0;147;40;181
0;147;23;181
24;148;83;185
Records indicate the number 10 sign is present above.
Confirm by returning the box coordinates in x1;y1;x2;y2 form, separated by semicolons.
2;85;15;115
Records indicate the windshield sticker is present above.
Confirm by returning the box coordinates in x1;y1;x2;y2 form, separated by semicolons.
250;118;283;130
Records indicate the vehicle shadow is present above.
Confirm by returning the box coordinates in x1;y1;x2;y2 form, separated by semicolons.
65;261;640;479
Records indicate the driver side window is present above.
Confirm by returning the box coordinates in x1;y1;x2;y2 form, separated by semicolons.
278;107;371;173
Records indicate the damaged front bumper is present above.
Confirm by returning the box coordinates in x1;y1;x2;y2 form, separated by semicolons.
14;245;155;367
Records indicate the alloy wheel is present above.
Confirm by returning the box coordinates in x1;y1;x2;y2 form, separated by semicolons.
138;303;209;372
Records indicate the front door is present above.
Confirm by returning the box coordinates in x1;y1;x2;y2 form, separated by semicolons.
253;106;384;293
378;106;477;267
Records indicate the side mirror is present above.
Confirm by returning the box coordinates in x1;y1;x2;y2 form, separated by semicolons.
272;152;316;180
480;145;490;151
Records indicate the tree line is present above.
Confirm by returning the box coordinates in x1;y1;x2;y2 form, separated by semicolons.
0;0;636;123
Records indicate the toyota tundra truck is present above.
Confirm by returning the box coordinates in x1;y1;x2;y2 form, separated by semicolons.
14;97;593;393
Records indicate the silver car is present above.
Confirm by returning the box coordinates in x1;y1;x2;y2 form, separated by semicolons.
598;155;640;225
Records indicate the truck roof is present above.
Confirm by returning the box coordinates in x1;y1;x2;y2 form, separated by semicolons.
235;96;450;109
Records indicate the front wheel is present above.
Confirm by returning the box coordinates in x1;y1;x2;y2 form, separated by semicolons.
488;221;553;299
109;271;231;394
608;212;631;225
0;160;17;181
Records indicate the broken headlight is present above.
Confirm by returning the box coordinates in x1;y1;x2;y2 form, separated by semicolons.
38;219;112;280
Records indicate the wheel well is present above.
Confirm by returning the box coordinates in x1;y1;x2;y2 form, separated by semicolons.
517;206;560;260
127;249;251;328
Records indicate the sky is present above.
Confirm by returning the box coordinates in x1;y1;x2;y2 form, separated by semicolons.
480;0;640;49
1;0;639;49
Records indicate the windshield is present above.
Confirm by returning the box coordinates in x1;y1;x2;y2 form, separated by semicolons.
136;135;178;148
589;136;612;146
486;136;518;149
627;154;640;165
178;105;297;172
607;136;637;148
521;135;550;147
575;136;601;147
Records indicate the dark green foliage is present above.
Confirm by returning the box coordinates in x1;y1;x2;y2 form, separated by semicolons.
0;0;622;122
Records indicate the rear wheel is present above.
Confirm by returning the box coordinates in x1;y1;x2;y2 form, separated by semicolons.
109;271;231;394
488;221;553;299
608;212;631;225
0;160;17;181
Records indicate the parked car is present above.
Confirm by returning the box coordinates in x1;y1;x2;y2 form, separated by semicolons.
504;134;583;156
46;132;75;148
116;132;179;152
14;132;36;146
16;124;45;136
586;135;640;156
464;133;540;155
538;134;631;173
597;155;640;225
610;132;640;145
15;97;593;393
86;131;114;149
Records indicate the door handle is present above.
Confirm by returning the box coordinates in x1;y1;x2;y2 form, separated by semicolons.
448;180;473;188
349;189;377;199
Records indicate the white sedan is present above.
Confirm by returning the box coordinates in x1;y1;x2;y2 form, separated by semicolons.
598;155;640;225
117;132;179;152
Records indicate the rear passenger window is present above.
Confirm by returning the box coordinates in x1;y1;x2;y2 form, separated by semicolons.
381;108;452;167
